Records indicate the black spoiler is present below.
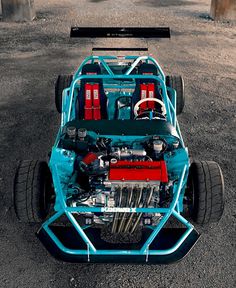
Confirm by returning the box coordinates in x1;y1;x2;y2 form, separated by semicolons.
70;27;171;38
92;47;148;51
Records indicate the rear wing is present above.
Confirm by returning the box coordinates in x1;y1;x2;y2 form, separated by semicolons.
92;47;148;51
70;27;171;38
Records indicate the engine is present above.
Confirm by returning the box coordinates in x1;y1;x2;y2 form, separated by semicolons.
59;126;176;233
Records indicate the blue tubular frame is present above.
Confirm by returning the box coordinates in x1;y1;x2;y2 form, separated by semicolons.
63;55;177;131
38;55;198;262
42;164;195;258
66;74;173;125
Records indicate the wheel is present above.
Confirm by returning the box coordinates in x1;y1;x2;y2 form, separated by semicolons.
55;75;73;113
166;75;185;115
13;160;53;223
187;160;224;225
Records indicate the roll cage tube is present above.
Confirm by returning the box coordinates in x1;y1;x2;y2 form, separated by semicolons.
61;55;183;143
73;56;165;80
67;74;172;124
60;79;182;146
38;164;198;262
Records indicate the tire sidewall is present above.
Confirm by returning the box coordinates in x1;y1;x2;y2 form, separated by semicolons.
55;75;73;113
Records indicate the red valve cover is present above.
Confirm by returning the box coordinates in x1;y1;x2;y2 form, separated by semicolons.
109;160;168;182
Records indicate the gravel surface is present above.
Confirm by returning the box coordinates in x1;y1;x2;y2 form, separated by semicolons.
0;0;235;287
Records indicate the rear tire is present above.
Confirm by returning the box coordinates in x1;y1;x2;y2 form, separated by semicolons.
166;75;185;115
187;160;224;225
55;75;73;113
13;160;53;223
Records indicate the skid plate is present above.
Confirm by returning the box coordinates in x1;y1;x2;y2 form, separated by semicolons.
37;227;199;264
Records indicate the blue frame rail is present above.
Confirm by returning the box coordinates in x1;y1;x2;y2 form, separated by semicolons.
70;56;172;116
37;164;199;262
37;54;200;263
63;55;179;131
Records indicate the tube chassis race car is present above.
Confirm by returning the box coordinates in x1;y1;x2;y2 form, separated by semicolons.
13;28;224;263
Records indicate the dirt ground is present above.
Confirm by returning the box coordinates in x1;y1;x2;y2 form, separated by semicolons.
0;0;235;287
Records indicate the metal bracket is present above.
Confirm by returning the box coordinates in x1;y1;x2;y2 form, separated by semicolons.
87;243;90;262
145;245;150;263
